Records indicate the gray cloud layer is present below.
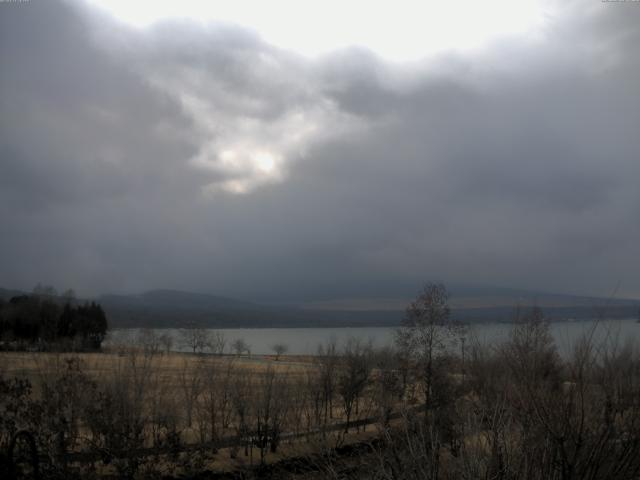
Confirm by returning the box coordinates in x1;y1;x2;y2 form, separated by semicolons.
1;0;639;301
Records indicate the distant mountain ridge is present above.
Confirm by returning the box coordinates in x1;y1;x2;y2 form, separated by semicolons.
300;285;640;311
2;286;639;328
100;289;259;311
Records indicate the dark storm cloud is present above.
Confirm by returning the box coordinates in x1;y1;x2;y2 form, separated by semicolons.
1;0;639;300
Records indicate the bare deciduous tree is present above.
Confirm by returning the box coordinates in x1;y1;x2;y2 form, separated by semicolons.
210;331;227;355
253;367;291;462
180;324;211;354
230;372;253;458
271;343;288;360
231;338;250;357
178;357;203;428
137;328;161;355
337;339;372;433
316;339;339;427
197;357;235;444
158;332;173;354
396;283;457;411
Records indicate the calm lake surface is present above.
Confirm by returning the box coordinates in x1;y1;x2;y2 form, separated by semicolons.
107;318;640;356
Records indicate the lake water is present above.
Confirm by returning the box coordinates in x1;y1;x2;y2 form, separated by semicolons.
106;318;640;356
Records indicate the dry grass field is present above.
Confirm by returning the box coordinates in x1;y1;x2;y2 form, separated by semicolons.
0;350;314;384
1;347;391;478
4;310;640;479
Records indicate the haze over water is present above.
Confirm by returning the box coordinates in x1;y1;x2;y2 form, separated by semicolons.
108;318;640;356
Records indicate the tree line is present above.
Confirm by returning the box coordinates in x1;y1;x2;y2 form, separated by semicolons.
0;285;108;350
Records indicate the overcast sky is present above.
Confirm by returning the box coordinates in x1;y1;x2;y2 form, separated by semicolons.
1;0;639;301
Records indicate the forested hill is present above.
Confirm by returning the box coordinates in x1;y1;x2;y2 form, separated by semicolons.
98;290;398;328
2;287;639;328
0;289;108;349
